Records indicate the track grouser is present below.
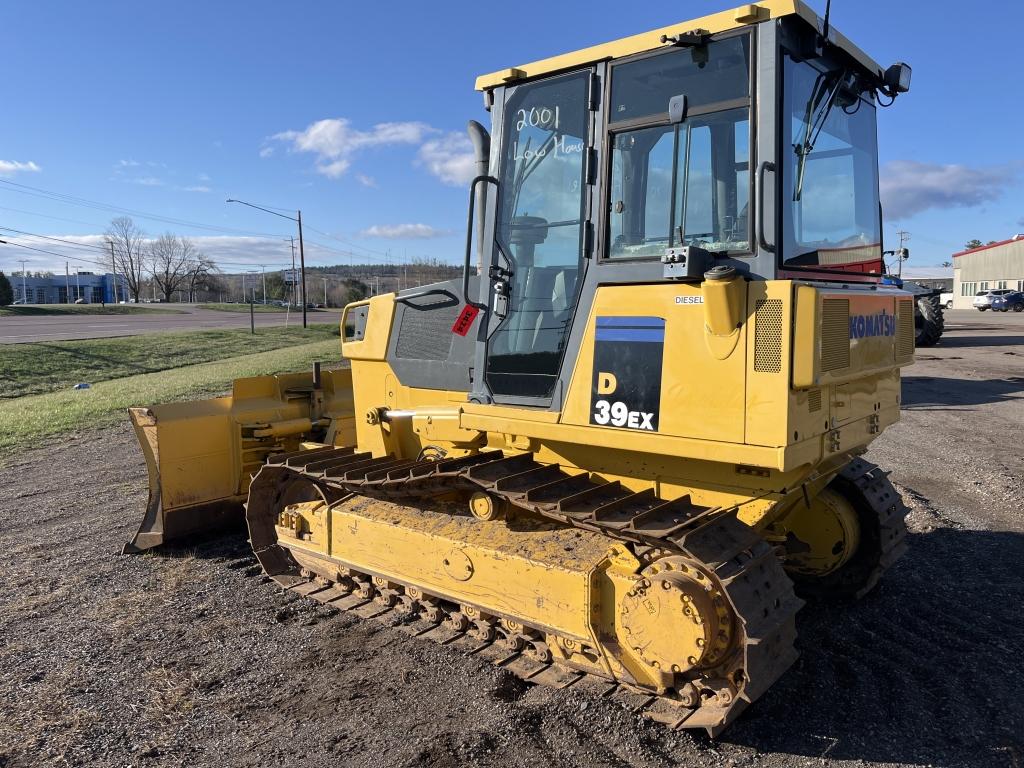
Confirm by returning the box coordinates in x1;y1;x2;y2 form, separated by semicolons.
125;0;915;734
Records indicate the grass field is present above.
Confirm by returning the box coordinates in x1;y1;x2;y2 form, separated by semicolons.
200;303;297;313
0;338;344;458
0;304;182;317
0;324;339;399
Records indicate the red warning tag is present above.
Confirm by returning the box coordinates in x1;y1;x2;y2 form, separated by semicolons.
451;304;480;336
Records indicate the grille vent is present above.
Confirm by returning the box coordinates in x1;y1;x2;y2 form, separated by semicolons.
897;299;915;357
821;298;851;372
395;298;458;360
807;388;822;412
753;299;784;373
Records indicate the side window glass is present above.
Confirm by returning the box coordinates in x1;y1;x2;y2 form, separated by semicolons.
605;108;750;259
608;126;674;258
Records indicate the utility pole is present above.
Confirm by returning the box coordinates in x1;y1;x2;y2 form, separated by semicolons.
75;268;80;302
19;259;27;303
322;277;328;307
896;230;911;278
108;241;119;304
65;262;70;303
289;237;297;308
297;210;307;328
241;272;246;303
260;264;267;304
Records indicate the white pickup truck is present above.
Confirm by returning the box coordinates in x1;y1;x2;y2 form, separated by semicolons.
940;292;953;309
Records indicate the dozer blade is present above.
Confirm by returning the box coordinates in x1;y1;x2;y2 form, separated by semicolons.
123;368;355;554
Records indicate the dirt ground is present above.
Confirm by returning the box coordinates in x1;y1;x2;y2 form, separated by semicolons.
1;309;1022;768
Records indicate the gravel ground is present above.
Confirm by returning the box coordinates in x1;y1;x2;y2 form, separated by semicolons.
1;309;1021;768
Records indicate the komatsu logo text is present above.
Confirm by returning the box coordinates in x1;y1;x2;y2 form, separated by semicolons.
849;310;896;339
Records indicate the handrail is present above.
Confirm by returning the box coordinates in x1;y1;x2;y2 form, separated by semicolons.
394;288;459;306
463;174;499;310
758;161;776;254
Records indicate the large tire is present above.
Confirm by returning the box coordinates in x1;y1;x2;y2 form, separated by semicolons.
914;294;944;347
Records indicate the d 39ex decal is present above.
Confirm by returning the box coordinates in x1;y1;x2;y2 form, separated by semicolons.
589;316;664;432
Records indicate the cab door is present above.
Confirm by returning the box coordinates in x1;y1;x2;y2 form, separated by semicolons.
483;70;596;403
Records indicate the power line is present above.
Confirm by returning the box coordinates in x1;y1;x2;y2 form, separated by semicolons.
0;178;288;239
0;181;426;265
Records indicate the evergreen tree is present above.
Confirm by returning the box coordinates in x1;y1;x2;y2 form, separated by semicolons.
0;271;13;306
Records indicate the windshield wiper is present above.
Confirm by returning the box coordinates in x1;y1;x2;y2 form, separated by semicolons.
793;71;843;201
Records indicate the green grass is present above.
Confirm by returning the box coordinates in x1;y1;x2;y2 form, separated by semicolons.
200;302;297;313
0;324;340;399
198;303;340;314
0;339;345;458
0;304;183;316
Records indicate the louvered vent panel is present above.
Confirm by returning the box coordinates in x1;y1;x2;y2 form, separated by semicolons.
808;388;822;412
897;299;915;357
753;299;784;373
395;298;457;360
821;298;851;372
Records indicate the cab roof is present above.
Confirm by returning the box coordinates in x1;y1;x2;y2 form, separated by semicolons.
475;0;885;91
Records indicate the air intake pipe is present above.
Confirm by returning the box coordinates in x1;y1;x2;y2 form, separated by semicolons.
467;120;490;274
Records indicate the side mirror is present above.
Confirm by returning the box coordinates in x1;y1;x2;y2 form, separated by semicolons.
898;247;910;260
884;62;912;93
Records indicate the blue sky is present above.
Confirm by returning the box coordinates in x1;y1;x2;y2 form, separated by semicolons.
1;0;1021;275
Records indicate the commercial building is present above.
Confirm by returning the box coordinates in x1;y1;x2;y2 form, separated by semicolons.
952;235;1024;309
11;272;128;304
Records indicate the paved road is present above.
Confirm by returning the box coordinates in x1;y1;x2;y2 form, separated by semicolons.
0;305;340;343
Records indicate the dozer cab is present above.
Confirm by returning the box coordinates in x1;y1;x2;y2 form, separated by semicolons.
125;0;914;734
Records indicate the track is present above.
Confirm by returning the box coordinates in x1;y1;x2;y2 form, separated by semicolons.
244;449;816;733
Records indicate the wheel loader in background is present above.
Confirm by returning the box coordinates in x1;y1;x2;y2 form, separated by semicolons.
125;0;914;734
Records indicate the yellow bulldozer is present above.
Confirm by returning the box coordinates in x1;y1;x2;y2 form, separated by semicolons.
125;0;914;734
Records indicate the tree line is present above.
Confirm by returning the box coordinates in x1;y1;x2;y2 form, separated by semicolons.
105;216;218;303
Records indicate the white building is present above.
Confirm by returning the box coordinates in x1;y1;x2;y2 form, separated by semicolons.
952;235;1024;309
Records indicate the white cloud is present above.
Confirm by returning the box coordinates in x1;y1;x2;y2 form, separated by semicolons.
131;176;164;187
198;173;211;182
417;133;475;186
259;146;274;159
116;159;140;168
880;160;1018;219
0;160;41;177
358;223;451;239
183;185;211;193
356;173;377;188
272;118;433;179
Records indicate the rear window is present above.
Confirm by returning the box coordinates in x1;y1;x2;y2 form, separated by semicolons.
975;291;988;296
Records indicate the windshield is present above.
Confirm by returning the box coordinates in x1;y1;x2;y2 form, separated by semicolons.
781;52;881;270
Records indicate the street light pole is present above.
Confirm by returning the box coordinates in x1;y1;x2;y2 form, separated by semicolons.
260;264;267;304
322;277;327;307
19;259;27;303
226;198;307;328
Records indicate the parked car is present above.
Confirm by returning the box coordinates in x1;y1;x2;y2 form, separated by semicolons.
74;298;87;304
939;291;953;309
973;289;1015;311
12;298;28;305
991;291;1024;312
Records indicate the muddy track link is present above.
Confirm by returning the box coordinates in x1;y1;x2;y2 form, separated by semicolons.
835;456;910;599
246;449;806;734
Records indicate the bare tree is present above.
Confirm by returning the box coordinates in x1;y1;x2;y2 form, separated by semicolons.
150;233;192;303
185;250;217;302
105;216;147;302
